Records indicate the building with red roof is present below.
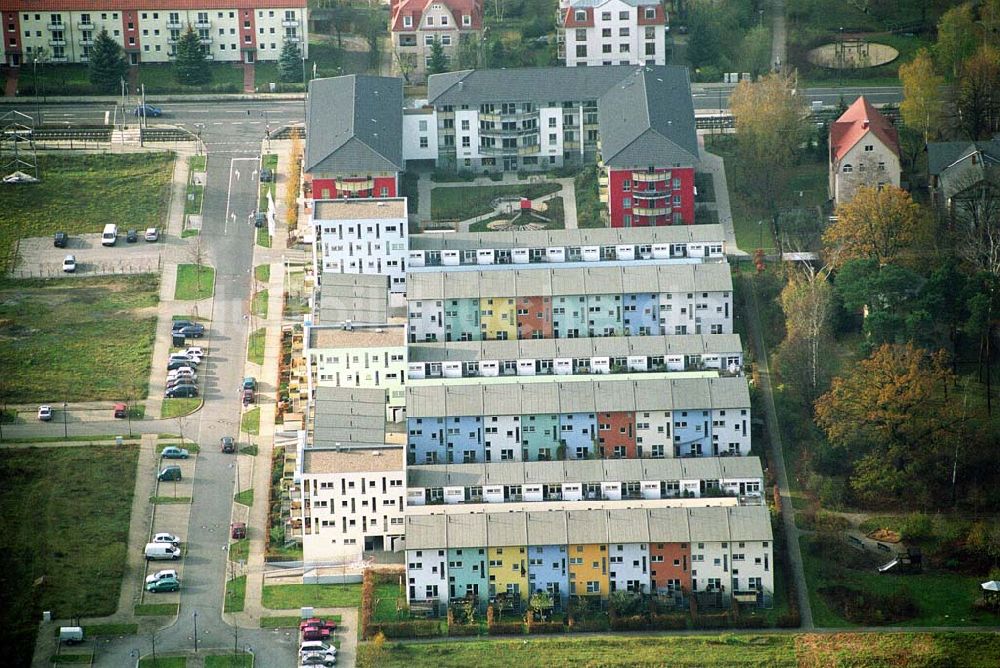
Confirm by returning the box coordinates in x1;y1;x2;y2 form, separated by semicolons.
389;0;482;83
828;96;900;203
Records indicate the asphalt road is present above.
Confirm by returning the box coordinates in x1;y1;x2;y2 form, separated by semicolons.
690;84;903;112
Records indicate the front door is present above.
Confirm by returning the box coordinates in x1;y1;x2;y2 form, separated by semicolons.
245;50;255;63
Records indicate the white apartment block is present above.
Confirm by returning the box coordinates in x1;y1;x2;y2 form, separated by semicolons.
558;0;667;68
311;198;408;294
659;289;732;336
4;2;307;67
609;542;650;593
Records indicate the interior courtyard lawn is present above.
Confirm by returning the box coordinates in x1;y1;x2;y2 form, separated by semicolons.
0;445;139;667
358;632;1000;667
261;583;361;609
0;153;173;272
430;183;561;221
0;274;158;403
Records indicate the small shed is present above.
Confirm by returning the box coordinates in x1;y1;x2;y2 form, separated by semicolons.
981;580;1000;609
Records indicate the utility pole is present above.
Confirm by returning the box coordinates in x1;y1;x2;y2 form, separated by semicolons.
193;610;199;652
62;401;68;439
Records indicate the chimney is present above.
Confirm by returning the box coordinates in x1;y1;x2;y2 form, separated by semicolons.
862;120;870;129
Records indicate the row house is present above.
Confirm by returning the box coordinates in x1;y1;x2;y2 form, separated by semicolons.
406;333;744;380
406;262;733;343
304;323;407;422
424;66;697;227
310;198;409;293
557;0;667;68
407;225;727;269
405;457;764;506
405;375;751;464
3;1;306;67
389;0;482;83
405;505;773;610
304;75;402;201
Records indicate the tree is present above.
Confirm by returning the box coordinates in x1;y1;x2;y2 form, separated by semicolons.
456;33;479;70
833;259;924;347
737;25;772;78
278;39;303;82
935;3;980;78
427;37;448;75
957;44;1000;139
88;28;128;94
823;186;925;267
174;26;210;85
951;169;1000;276
396;52;416;84
814;343;967;506
775;264;835;403
899;48;945;141
729;74;809;212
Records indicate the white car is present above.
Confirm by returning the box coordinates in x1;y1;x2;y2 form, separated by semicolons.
168;354;199;366
38;405;53;421
145;227;159;242
145;569;179;585
152;533;180;546
300;642;336;656
184;347;206;359
62;255;76;273
167;370;197;382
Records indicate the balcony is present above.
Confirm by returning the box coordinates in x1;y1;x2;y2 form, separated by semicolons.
479;125;539;137
631;189;668;199
283;19;300;27
166;21;183;29
78;21;94;30
285;35;301;43
49;56;68;62
199;37;213;44
480;110;539;123
48;39;67;47
79;38;93;46
194;20;211;29
46;23;65;31
633;206;668;216
518;144;541;156
334;178;374;193
632;171;670;182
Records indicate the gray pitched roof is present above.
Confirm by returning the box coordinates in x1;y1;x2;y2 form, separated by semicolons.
927;140;1000;176
408;224;725;251
927;140;1000;201
598;67;699;169
427;66;638;107
305;75;403;174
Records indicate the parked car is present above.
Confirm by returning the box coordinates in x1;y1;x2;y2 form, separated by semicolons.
144;543;181;560
53;231;68;248
38;405;53;421
175;323;205;338
231;522;246;539
171;320;195;332
145;227;159;242
221;436;236;454
126;229;138;243
167;371;197;383
145;576;180;593
157;466;182;481
161;446;190;459
153;533;180;546
242;377;257;391
113;403;128;418
253;211;266;228
165;385;198;398
242;388;255;405
300;651;336;666
259;167;274;182
62;255;77;273
167;360;198;372
300;618;337;633
184;347;206;359
134;104;162;118
301;625;332;641
145;569;179;585
168;353;200;365
300;641;336;656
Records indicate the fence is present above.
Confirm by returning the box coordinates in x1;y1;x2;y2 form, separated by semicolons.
9;256;162;279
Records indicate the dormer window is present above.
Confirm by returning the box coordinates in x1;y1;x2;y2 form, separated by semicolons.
645;8;656;19
575;10;586;21
463;14;471;26
403;15;412;27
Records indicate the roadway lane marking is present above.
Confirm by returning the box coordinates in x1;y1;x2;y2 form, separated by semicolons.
225;157;259;236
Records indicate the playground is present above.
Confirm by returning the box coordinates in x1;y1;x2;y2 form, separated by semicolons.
807;38;899;69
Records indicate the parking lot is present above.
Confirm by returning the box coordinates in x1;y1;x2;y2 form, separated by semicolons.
12;232;164;278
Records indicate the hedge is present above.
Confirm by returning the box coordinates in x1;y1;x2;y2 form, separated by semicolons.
487;622;524;636
526;621;564;634
368;620;442;639
447;623;481;637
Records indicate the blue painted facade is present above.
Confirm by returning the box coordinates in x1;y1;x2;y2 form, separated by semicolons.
551;294;588;339
526;544;569;605
559;412;597;459
448;547;489;605
672;409;713;457
446;416;484;464
520;413;561;460
408;417;447;464
623;293;661;336
444;298;481;342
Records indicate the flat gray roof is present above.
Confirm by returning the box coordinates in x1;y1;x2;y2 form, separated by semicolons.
409;225;726;251
313;198;407;221
313;387;387;448
318;274;389;325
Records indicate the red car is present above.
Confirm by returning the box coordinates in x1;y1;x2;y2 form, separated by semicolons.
301;626;331;641
300;618;337;633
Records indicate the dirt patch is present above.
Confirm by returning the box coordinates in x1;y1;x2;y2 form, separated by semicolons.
868;528;901;543
795;633;937;668
818;585;918;625
807;41;899;69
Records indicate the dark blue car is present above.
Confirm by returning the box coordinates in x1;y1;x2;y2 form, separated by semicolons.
134;104;163;118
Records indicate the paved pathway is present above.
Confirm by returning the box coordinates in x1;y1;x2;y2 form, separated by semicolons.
771;0;787;72
698;147;746;256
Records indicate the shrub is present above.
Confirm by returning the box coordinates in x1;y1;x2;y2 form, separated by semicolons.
360;569;374;639
651;614;689;630
693;613;730;629
818;586;918;625
776;609;802;628
447;623;481;636
610;614;650;631
814;509;850;533
901;512;934;542
487;621;523;635
567;618;610;632
368;620;442;639
731;615;768;629
526;621;563;634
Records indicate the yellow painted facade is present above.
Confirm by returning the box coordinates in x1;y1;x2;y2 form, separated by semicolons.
480;297;517;340
567;543;608;598
488;546;529;598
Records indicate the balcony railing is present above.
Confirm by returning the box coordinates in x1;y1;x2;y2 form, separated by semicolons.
46;23;65;31
48;39;67;47
194;20;211;29
480;110;539;123
633;206;668;216
79;38;93;46
78;22;94;30
632;171;670;182
166;21;183;29
285;35;301;43
631;189;668;199
199;37;213;44
334;178;374;192
282;19;300;27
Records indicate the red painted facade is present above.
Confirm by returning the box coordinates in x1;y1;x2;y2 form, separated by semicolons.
4;11;22;65
597;411;637;459
239;7;255;61
516;296;553;339
650;542;690;592
311;174;398;200
607;166;695;228
122;9;140;59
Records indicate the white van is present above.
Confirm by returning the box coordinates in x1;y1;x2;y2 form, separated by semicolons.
59;627;84;644
102;224;118;246
144;542;181;560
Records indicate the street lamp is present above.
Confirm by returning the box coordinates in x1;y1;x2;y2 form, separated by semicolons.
62;401;68;439
193;610;199;652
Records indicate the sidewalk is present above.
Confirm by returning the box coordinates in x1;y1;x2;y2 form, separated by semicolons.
698;146;747;256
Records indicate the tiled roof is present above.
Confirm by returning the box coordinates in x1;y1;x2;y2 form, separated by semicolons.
829;96;899;163
389;0;482;32
3;1;304;8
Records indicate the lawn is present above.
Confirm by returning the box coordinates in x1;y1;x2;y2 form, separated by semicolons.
235;489;254;506
400;171;420;216
359;633;1000;667
83;623;138;636
256;224;272;248
0;153;172;273
373;582;406;622
431;183;562;221
138;62;243;94
254;264;271;283
204;656;254;668
50;654;92;663
574;167;605;229
261;583;361;610
225;575;247;613
248;328;266;365
0;275;158;403
252;290;269;317
174;264;215;300
134;603;178;616
149;496;192;504
161;398;201;419
241;407;261;435
0;446;138;667
799;535;1000;628
229;539;249;563
139;657;186;668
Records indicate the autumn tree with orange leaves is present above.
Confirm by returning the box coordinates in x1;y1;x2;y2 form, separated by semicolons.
814;343;970;507
823;185;929;267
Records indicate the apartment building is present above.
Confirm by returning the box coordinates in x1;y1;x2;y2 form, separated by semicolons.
408;224;727;269
829;96;900;204
2;1;306;67
304;75;402;200
407;333;744;380
311;198;408;293
389;0;483;83
304;323;407;421
405;505;773;610
557;0;667;68
405;375;751;464
406;262;733;343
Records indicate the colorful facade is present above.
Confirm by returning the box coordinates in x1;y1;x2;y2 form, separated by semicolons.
606;167;696;227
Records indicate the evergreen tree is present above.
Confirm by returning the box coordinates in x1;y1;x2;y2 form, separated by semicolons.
278;39;303;82
87;28;127;94
174;26;210;85
427;37;448;75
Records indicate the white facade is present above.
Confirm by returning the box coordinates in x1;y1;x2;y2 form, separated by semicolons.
483;415;522;463
634;410;672;459
407;299;445;342
406;548;449;604
312;199;409;293
559;0;666;68
831;132;902;204
659;290;732;336
609;542;650;593
711;408;750;457
402;109;439;162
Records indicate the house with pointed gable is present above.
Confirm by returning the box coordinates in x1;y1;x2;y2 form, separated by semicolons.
828;96;901;204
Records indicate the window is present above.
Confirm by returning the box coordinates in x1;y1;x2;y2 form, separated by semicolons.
864;144;874;152
462;136;470;147
645;42;656;56
548;133;558;146
619;44;630;53
576;45;587;57
426;16;434;26
843;164;853;173
622;198;632;208
463;15;472;26
619;27;629;37
586;581;600;593
602;12;612;20
403;16;412;27
461;119;470;130
645;8;656;19
575;10;587;21
602;28;611;37
602;44;612;53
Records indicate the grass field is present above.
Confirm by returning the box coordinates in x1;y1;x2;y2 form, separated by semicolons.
258;154;278;213
134;603;178;616
0;445;138;667
138;657;186;668
229;539;249;563
0;154;173;273
358;633;1000;668
261;583;361;610
234;489;254;506
248;328;266;365
0;275;158;403
204;656;253;668
174;264;215;300
225;575;247;613
161;398;201;419
254;264;270;283
241;407;260;435
252;290;269;317
431;183;562;221
149;496;192;504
